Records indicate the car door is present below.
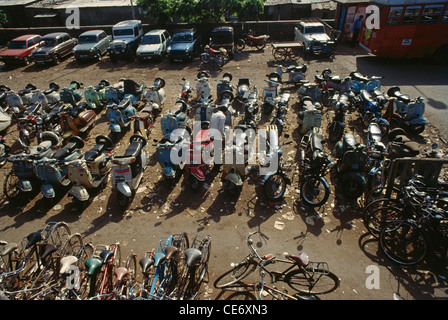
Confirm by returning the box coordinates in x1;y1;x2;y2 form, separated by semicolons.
98;32;106;53
59;34;71;57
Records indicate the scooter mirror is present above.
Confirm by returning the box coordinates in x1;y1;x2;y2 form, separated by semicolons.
153;139;158;143
284;134;290;139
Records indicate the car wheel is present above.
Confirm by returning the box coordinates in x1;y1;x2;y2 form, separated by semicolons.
96;50;102;61
22;56;31;65
53;54;61;65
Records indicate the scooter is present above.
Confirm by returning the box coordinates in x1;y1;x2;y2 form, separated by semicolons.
321;69;351;94
160;100;191;142
153;136;187;184
195;71;212;103
111;134;147;208
60;81;84;107
105;79;125;104
357;89;389;136
262;72;282;115
216;72;233;104
270;91;290;137
297;96;322;135
67;135;114;208
334;133;368;200
327;93;349;143
178;78;192;103
84;80;110;112
236;78;251;102
275;64;307;85
58;105;97;140
385;86;428;135
185;125;215;192
144;77;166;115
0;135;10;168
298;82;322;103
33;135;85;201
365;123;390;192
222;134;249;196
3;132;61;201
349;71;382;95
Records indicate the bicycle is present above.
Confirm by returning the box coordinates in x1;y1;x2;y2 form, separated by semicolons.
174;235;211;300
214;231;339;295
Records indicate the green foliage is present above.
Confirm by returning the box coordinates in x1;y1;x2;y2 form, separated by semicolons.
136;0;265;24
0;10;7;27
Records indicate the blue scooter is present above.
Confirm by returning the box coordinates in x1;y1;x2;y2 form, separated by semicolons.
153;136;187;184
160;100;191;142
349;71;382;95
33;135;85;202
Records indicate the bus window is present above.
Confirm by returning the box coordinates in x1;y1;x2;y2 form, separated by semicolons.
402;6;421;24
387;6;403;25
420;4;444;23
442;6;448;23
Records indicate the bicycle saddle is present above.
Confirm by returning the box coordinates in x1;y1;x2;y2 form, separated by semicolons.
26;232;42;249
153;252;165;267
85;257;103;275
286;252;309;267
139;257;154;274
0;242;18;256
114;267;129;281
41;244;57;260
100;249;114;263
60;256;78;274
164;245;179;261
184;248;202;267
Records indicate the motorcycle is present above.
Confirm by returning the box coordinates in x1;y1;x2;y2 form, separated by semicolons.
275;64;307;86
153;136;187;184
365;123;390;192
3;132;61;201
236;30;270;51
297;96;322;135
235;78;251;102
201;45;228;67
334;133;368;200
111;134;148;208
349;71;382;95
84;80;110;112
222;134;249;196
327;92;349;143
144;77;166;115
185;125;215;192
385;86;428;135
356;89;389;136
67;135;114;208
0;135;10;168
321;68;351;94
270;91;291;137
262;72;282;115
106;79;144;137
33;135;85;201
60;81;84;107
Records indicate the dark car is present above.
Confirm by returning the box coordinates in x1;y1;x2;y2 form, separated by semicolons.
74;30;112;61
167;29;202;62
0;34;42;66
30;32;78;66
210;26;235;59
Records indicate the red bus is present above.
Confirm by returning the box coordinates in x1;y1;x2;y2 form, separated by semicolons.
359;0;448;63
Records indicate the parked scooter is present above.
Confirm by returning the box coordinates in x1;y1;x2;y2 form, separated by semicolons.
349;71;382;95
275;64;307;85
60;81;84;107
67;135;114;208
270;91;290;137
3;132;61;201
222;134;249;196
178;78;192;103
262;72;282;115
385;86;428;135
321;68;351;94
153;136;187;184
334;133;368;200
58;105;97;140
0;135;10;168
357;89;389;136
365;123;390;192
297;96;322;135
111;134;147;208
216;72;233;104
33;135;85;202
160;100;191;142
84;80;110;112
327;93;350;143
185;125;215;192
195;71;212;103
144;77;166;114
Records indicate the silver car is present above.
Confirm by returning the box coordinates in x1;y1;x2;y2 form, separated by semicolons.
137;29;171;61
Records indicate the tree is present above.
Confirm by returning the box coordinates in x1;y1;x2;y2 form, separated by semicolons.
0;10;7;27
136;0;265;24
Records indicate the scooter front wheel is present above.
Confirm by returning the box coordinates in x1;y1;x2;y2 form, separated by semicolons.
409;123;425;135
189;175;203;192
263;173;287;202
117;192;133;208
201;53;210;64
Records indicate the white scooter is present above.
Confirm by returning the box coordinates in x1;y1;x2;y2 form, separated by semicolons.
111;134;147;208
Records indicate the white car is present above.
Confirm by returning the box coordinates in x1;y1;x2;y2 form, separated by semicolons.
294;21;335;56
137;29;171;61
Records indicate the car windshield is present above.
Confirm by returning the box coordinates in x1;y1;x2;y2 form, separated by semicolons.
114;29;134;37
173;33;192;42
141;35;160;45
41;39;57;47
8;41;27;49
212;33;233;44
304;26;326;34
79;35;98;44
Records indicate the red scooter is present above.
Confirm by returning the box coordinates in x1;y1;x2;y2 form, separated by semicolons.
236;30;270;51
185;123;215;192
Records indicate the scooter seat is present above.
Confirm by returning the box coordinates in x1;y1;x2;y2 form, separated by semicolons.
350;72;369;82
52;141;79;160
387;86;411;103
360;90;375;103
123;141;143;158
85;144;107;162
343;133;357;149
314;74;325;82
123;79;143;97
311;132;324;151
118;97;131;109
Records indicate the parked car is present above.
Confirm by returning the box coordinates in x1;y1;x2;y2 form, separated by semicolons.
167;29;202;62
74;30;112;61
293;21;335;56
210;26;235;59
136;29;171;61
0;34;42;66
30;32;78;65
107;20;143;61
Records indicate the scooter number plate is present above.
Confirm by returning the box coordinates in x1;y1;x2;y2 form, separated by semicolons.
114;168;132;182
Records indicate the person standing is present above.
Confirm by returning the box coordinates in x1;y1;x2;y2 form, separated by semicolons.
352;15;364;46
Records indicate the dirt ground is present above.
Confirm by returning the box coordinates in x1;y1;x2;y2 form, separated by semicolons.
0;41;448;302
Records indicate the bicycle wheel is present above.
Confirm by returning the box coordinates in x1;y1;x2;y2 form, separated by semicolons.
46;222;71;255
364;205;403;238
3;170;20;200
254;283;297;300
379;220;429;266
186;241;211;299
285;268;339;295
123;254;137;297
300;176;330;207
213;260;255;289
